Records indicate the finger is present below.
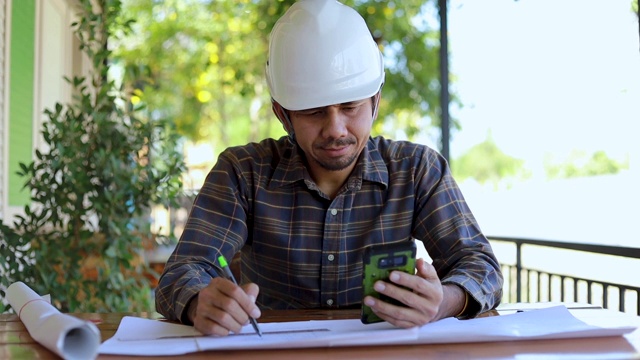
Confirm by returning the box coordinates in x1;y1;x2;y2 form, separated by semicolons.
211;278;258;327
363;295;423;328
373;279;435;323
240;283;262;319
414;260;444;305
193;303;234;336
243;282;260;299
192;289;236;336
195;278;249;334
373;263;442;324
416;258;439;280
388;260;442;302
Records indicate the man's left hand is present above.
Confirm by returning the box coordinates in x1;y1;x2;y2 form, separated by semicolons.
362;258;465;328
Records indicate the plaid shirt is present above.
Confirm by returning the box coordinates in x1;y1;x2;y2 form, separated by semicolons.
156;136;503;323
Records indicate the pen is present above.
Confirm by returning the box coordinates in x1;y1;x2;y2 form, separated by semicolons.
217;255;263;337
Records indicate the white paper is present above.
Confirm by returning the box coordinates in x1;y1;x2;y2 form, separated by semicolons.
100;316;417;355
99;305;636;356
404;305;637;344
7;282;101;360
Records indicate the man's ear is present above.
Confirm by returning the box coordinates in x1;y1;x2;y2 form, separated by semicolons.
372;91;382;121
271;100;294;135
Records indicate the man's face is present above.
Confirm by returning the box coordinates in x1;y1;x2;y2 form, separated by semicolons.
289;98;374;175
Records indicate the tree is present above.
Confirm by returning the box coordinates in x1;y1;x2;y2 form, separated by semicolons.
634;0;639;49
0;0;185;313
116;0;454;152
452;133;528;187
544;150;629;179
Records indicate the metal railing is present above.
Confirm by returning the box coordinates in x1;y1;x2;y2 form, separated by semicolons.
489;236;640;316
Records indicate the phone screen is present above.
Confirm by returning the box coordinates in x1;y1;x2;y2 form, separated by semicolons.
361;241;417;324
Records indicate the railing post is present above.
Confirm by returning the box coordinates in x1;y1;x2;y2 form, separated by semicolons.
516;242;522;303
490;236;640;315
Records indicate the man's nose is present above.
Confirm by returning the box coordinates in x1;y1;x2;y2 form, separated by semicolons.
322;107;348;139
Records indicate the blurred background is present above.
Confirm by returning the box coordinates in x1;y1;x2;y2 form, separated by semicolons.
1;0;638;313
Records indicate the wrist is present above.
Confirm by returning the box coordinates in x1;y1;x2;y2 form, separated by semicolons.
455;291;469;318
185;296;198;325
441;284;468;320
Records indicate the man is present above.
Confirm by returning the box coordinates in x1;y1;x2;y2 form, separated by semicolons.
156;0;503;336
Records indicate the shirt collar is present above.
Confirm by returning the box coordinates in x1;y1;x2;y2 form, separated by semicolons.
269;137;389;190
360;137;389;188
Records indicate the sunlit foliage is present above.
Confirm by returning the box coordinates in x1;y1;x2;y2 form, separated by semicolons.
114;0;453;152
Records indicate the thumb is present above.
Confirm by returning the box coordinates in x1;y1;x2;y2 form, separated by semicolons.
241;283;261;319
416;258;438;280
242;283;260;303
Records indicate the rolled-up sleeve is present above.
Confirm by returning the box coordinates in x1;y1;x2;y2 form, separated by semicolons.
412;148;503;316
155;153;248;322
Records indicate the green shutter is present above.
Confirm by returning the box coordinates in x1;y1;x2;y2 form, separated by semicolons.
8;0;35;206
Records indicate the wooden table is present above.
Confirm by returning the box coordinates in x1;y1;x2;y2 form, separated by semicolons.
1;303;639;359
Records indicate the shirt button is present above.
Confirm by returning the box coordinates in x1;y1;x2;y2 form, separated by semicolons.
330;209;338;216
326;299;334;306
328;254;335;261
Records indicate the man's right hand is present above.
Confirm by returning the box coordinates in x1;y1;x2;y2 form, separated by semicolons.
187;277;261;336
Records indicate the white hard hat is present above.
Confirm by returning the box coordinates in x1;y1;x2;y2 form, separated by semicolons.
266;0;385;111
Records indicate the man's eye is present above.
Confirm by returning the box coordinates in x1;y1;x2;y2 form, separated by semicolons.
300;110;322;116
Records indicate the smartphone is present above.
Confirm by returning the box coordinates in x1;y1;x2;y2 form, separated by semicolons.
361;241;417;324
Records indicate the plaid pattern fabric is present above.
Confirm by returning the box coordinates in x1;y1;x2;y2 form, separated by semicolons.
155;136;503;322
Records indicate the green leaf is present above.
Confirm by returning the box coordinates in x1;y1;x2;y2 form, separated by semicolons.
0;0;183;313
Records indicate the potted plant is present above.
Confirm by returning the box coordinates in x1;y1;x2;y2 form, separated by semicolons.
0;0;185;313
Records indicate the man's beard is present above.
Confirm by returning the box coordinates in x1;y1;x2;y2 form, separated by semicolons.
313;138;359;171
314;151;359;171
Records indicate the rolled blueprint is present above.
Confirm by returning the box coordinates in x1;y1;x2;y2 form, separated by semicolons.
7;281;100;360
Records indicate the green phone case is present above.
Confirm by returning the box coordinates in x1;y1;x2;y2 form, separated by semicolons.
361;241;417;324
